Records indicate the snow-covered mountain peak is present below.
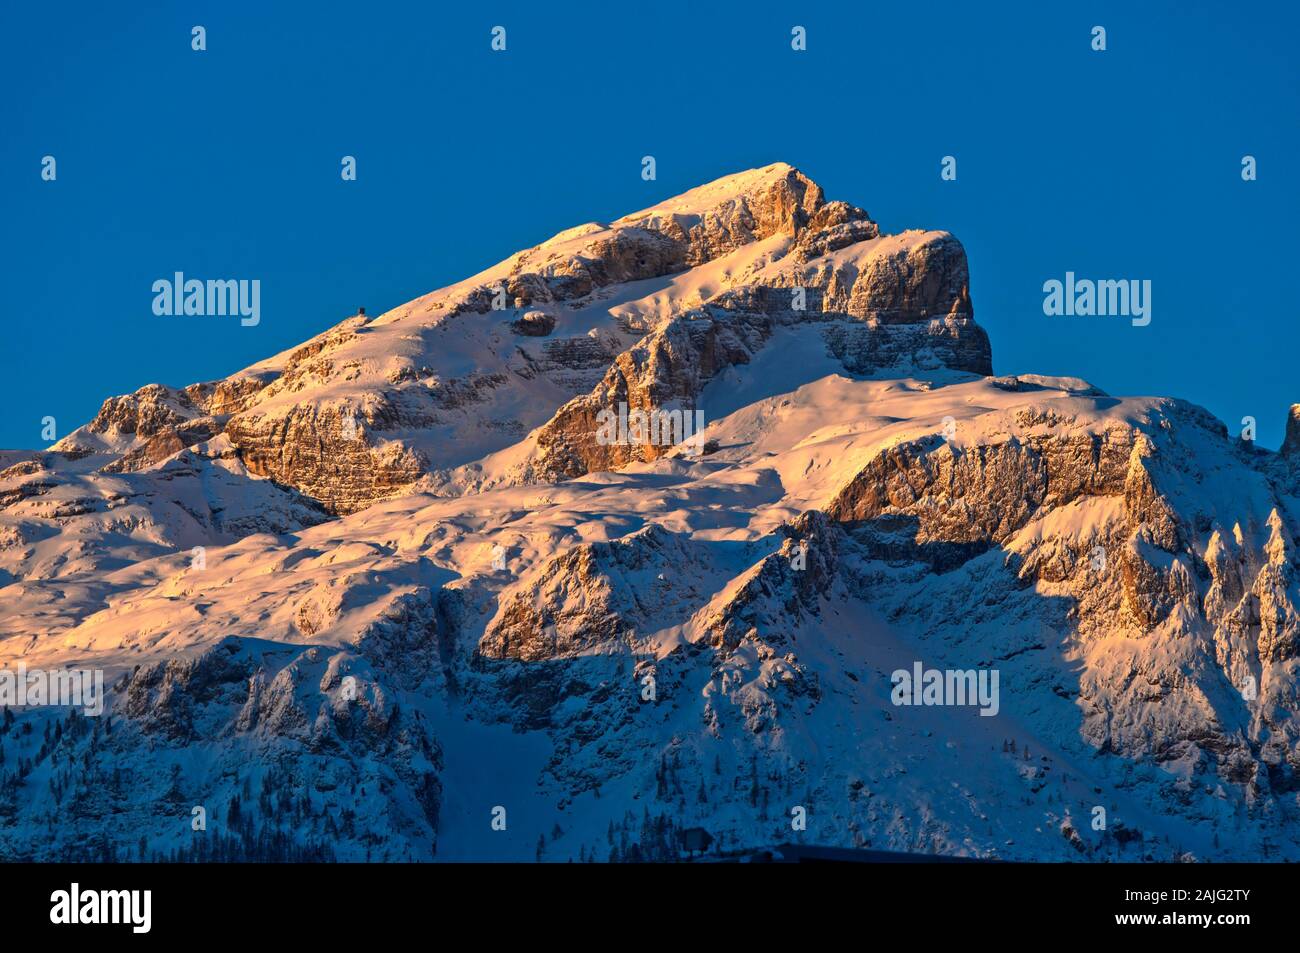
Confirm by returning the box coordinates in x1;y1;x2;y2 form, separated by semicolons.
5;167;1300;863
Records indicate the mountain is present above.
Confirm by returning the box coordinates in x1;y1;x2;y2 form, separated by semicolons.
2;163;1298;862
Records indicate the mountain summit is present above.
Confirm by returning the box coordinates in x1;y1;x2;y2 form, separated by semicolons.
46;162;989;515
2;165;1298;862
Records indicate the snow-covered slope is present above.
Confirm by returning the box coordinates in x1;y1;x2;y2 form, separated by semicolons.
2;165;1299;862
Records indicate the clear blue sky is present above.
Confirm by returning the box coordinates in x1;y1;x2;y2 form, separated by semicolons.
2;1;1296;448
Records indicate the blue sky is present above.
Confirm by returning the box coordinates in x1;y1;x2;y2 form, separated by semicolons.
2;0;1296;448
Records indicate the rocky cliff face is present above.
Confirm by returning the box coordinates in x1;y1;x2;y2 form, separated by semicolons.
6;166;1300;863
31;637;444;862
497;228;990;486
1281;404;1300;457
